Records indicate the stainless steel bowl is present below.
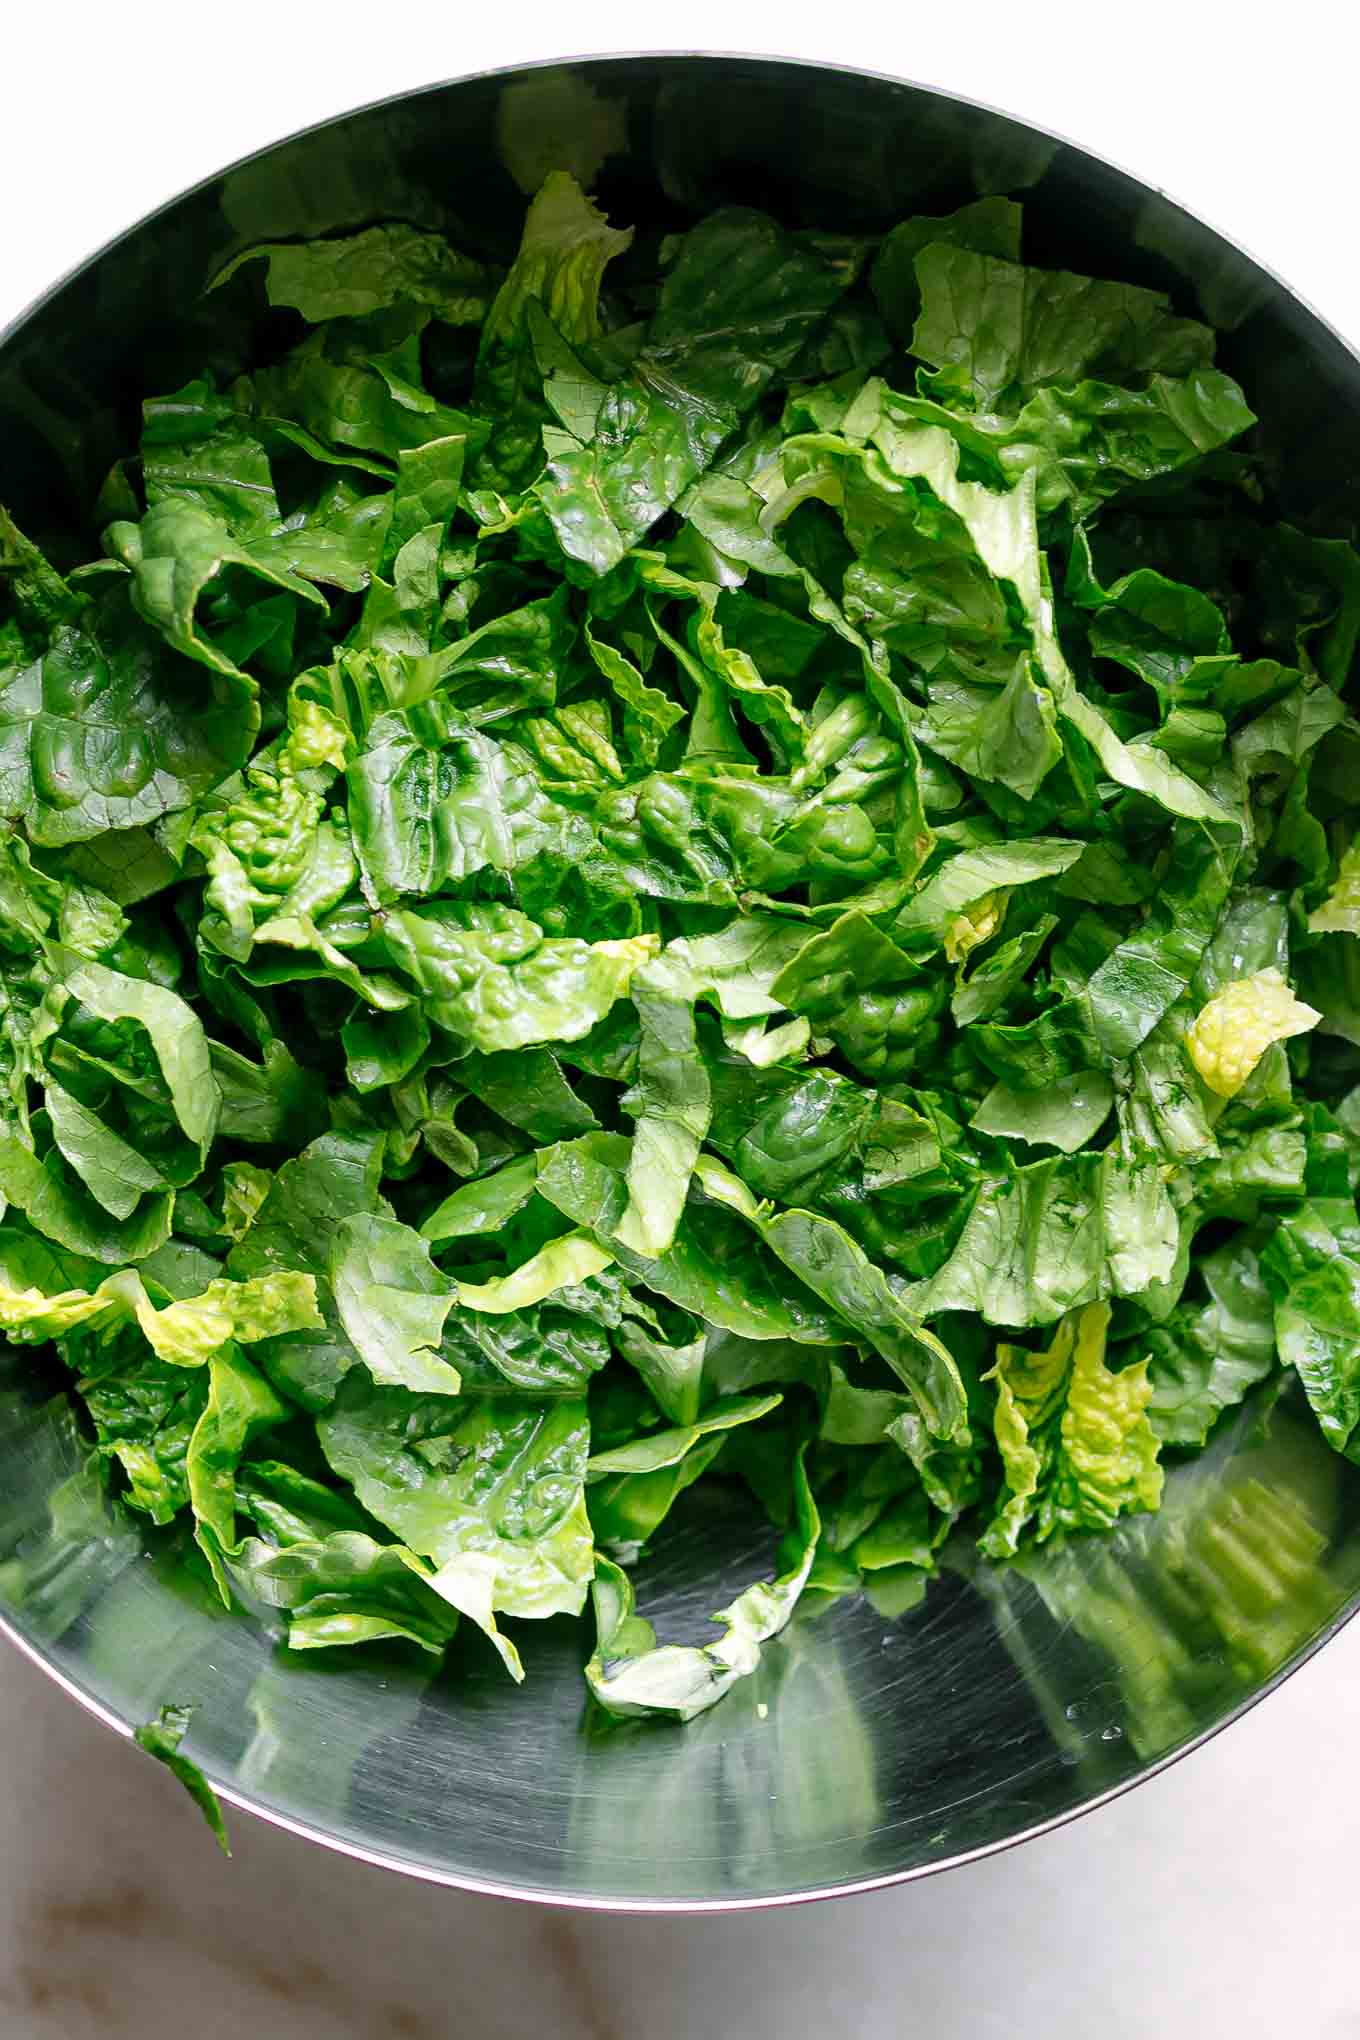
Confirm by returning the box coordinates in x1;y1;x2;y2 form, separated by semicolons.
2;54;1358;1912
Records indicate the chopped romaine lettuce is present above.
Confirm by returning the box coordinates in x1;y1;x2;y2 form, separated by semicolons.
1;168;1354;1729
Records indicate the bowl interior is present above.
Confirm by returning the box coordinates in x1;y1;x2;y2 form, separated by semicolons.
2;55;1359;1909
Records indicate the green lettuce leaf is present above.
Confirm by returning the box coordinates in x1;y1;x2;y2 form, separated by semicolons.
537;1133;844;1346
912;1151;1179;1327
1262;1207;1360;1458
330;1214;461;1395
911;246;1214;411
586;1448;819;1720
383;905;656;1053
318;1373;595;1622
538;210;843;573
216;223;492;326
587;1391;782;1547
871;198;1022;343
134;1704;231;1855
0;530;260;846
981;1302;1163;1555
690;1165;967;1444
1142;1236;1278;1447
187;1346;288;1597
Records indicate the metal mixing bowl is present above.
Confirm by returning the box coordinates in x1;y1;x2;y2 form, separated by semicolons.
2;54;1358;1912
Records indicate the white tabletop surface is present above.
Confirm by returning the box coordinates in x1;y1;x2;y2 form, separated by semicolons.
3;8;1359;2035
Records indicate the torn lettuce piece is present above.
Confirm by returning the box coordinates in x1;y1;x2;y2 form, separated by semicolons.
586;1450;819;1721
586;1391;782;1547
911;1152;1178;1327
330;1214;461;1395
981;1302;1163;1556
1142;1236;1278;1448
318;1375;595;1623
910;245;1213;410
454;1231;614;1313
122;1269;322;1365
134;1704;231;1856
214;223;492;326
187;1346;288;1597
382;906;657;1053
227;1514;462;1657
971;1071;1115;1153
1261;1207;1360;1459
896;838;1083;946
613;954;712;1259
0;1254;320;1367
1308;838;1360;934
613;915;811;1258
587;1392;783;1477
536;208;844;572
1186;968;1320;1099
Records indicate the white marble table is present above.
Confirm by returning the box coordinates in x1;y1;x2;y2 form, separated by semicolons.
4;12;1359;2035
2;1619;1357;2038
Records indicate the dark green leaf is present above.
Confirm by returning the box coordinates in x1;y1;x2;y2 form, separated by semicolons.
134;1704;231;1855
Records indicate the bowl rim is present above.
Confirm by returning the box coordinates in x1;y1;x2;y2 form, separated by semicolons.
3;45;1358;1915
3;1581;1356;1914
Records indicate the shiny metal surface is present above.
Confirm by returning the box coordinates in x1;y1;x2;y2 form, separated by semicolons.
2;55;1359;1912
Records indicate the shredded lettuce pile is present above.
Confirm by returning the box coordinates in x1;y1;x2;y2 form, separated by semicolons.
3;173;1359;1722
